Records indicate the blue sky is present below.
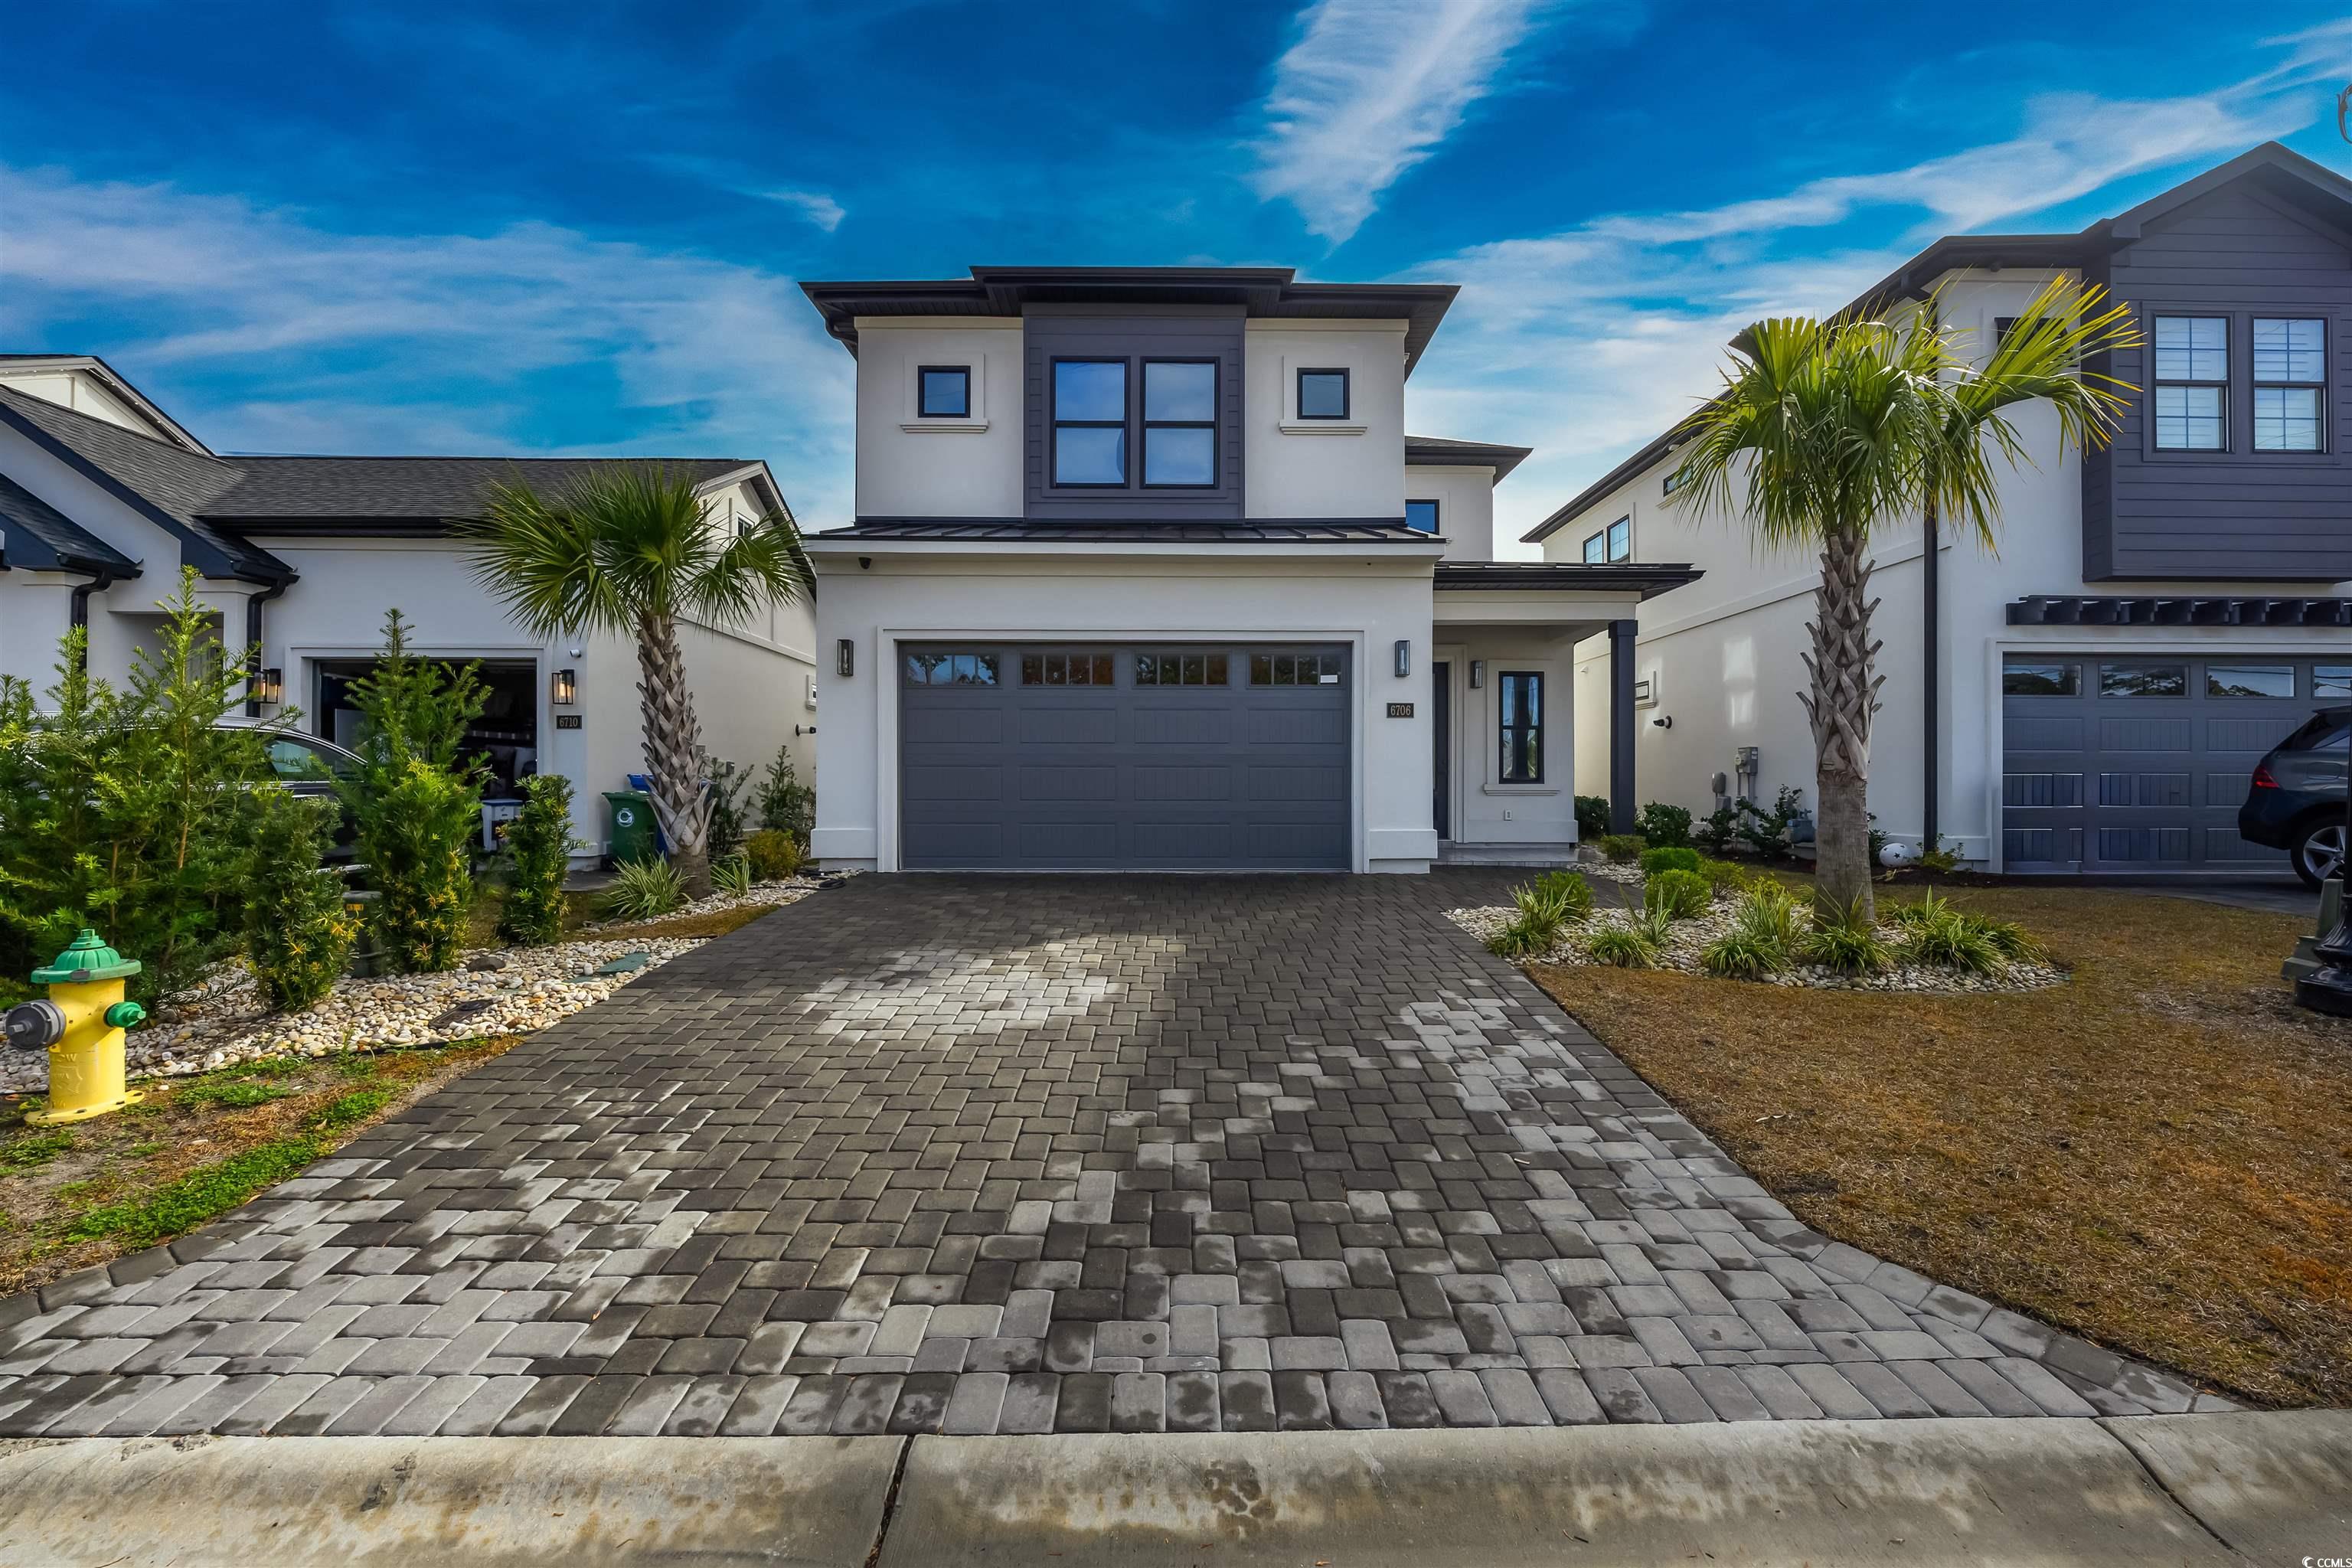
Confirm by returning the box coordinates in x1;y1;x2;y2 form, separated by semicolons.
5;2;2351;551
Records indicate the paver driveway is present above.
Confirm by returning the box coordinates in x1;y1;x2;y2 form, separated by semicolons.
0;872;2208;1437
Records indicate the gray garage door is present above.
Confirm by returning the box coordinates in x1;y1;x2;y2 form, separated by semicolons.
2002;653;2350;872
899;643;1351;871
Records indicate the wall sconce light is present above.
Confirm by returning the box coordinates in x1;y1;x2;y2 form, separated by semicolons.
550;668;578;707
251;668;283;706
836;639;856;678
1393;639;1411;678
1468;659;1485;688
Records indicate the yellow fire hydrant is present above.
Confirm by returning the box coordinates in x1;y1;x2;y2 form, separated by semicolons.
4;929;148;1125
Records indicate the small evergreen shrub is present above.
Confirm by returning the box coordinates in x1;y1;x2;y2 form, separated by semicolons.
1596;833;1646;864
1696;858;1746;893
1736;786;1805;859
1802;898;1894;976
712;852;753;897
1644;868;1710;920
600;857;685;922
756;747;815;842
1694;805;1739;855
744;828;804;881
1637;845;1702;877
497;774;577;947
1573;795;1611;840
1529;870;1593;921
367;760;479;974
1635;802;1693;848
242;791;356;1011
701;750;750;860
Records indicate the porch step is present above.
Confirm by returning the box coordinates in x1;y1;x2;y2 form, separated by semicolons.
1437;841;1584;867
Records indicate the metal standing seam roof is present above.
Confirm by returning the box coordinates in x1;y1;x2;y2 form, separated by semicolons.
810;519;1441;544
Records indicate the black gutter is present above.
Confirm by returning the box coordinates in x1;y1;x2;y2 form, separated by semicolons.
243;578;291;717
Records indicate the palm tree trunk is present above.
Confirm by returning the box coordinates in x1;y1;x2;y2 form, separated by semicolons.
1799;527;1883;921
634;609;714;899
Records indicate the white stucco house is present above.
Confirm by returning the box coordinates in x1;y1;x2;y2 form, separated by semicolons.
1537;143;2352;879
0;354;816;861
796;266;1700;874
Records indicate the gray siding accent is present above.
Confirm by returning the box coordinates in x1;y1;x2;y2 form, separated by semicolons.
1023;305;1245;520
2087;183;2352;582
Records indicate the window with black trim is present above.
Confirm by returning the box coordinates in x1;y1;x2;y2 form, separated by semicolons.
1993;316;2020;348
1405;498;1439;534
1143;360;1217;486
1053;359;1127;485
2253;318;2325;452
1135;652;1228;686
2001;661;2079;697
904;652;1000;685
2153;316;2228;450
1661;469;1685;496
1250;652;1343;686
1581;516;1631;563
1021;652;1116;687
918;365;970;419
1297;368;1350;420
1499;671;1544;782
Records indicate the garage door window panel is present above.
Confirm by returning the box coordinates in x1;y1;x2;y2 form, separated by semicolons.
1250;652;1344;686
2100;662;2187;698
2317;665;2352;697
2206;665;2295;698
1021;652;1116;687
906;651;1001;685
1136;653;1228;687
2003;661;2080;697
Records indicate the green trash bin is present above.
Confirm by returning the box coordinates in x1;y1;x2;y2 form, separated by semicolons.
603;790;658;867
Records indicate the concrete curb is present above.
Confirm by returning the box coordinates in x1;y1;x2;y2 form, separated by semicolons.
0;1413;2343;1565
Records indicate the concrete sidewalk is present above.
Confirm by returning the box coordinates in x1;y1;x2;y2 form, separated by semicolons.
0;1410;2344;1565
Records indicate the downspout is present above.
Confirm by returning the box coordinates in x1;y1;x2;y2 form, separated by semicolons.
68;566;119;671
243;578;290;718
1922;505;1939;855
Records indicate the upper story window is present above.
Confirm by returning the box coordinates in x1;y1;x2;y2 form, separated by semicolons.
1142;360;1217;486
918;365;971;419
1052;359;1128;485
1405;499;1439;534
1583;515;1631;564
2153;316;2228;450
1296;368;1351;420
1661;468;1685;496
2253;318;2326;452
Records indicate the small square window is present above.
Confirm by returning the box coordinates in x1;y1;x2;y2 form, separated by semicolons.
2099;662;2187;697
1405;499;1439;534
2206;665;2295;698
2002;662;2080;697
1297;368;1350;420
2154;386;2225;451
917;365;970;419
2154;316;2229;382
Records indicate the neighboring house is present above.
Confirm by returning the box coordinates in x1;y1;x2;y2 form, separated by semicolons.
0;354;815;862
796;266;1699;873
1532;142;2352;877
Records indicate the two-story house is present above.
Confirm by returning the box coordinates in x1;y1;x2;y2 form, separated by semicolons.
0;354;815;864
1535;143;2352;880
798;267;1700;873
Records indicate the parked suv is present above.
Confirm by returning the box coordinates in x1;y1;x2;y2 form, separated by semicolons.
2239;707;2349;887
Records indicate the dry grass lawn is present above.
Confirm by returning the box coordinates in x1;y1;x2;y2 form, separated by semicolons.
1527;882;2352;1409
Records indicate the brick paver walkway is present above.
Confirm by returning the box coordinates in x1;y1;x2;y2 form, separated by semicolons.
0;873;2213;1436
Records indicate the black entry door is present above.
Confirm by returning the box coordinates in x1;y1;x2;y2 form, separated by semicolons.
1431;662;1451;838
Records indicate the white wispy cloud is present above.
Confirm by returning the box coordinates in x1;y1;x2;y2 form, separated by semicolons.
0;165;856;521
753;187;847;233
1252;0;1551;243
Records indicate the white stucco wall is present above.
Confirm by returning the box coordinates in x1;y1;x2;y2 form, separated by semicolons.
808;544;1440;872
1243;322;1407;519
1432;630;1579;845
850;318;1024;518
1406;464;1495;562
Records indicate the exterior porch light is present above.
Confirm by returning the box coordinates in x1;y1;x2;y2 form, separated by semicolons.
550;667;578;707
837;639;856;678
1468;659;1485;688
1393;639;1410;678
250;668;283;707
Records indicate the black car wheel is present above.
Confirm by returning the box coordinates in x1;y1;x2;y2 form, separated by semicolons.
2292;818;2346;890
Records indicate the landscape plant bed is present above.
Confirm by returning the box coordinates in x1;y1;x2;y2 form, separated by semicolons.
0;1037;514;1298
1522;884;2352;1409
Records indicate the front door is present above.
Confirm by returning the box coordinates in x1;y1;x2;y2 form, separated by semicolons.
1431;662;1451;839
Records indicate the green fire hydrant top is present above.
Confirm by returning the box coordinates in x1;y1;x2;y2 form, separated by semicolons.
31;929;142;985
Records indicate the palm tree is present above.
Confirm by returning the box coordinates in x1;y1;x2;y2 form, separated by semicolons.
1668;277;2141;921
462;466;813;899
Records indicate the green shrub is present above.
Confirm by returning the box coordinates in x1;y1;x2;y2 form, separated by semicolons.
600;856;685;922
1644;867;1711;920
497;774;577;947
1696;858;1746;893
1586;907;1669;969
713;852;753;897
364;760;478;973
1638;845;1702;877
1896;892;2002;974
0;571;270;1003
1802;898;1894;976
1701;882;1805;979
1529;870;1593;920
1918;835;1963;874
1734;879;1810;951
1963;910;2044;963
744;828;804;881
1573;795;1611;839
1596;833;1646;864
1488;881;1581;960
1635;802;1693;848
242;790;357;1011
756;747;815;841
701;750;749;860
1695;804;1739;855
1736;786;1805;860
1700;926;1783;979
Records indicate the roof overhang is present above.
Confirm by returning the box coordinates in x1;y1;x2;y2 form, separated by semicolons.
1435;561;1702;599
801;266;1459;377
1404;436;1533;482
